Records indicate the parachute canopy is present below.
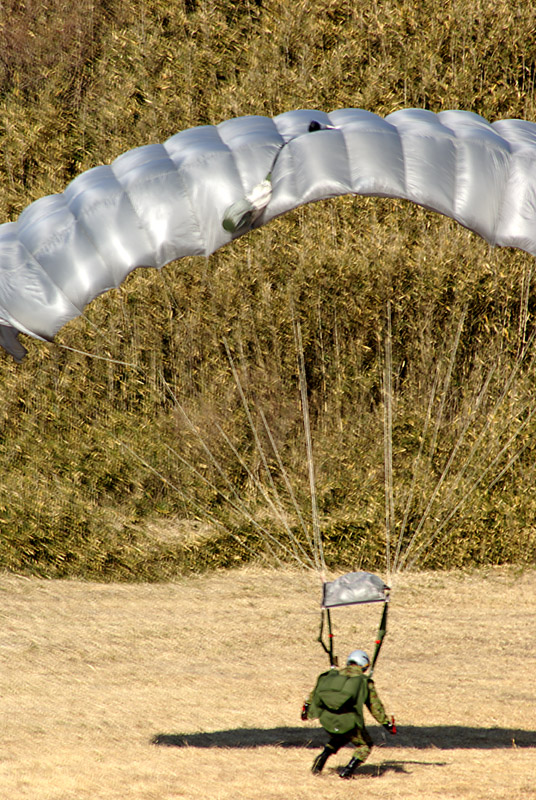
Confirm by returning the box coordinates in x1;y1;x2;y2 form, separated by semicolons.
2;106;536;361
321;571;390;608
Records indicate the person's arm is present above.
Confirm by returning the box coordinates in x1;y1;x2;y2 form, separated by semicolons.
365;679;389;725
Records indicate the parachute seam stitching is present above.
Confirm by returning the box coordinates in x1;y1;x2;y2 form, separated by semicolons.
437;116;460;229
329;116;354;198
110;158;162;264
162;135;223;255
63;190;123;294
489;130;520;247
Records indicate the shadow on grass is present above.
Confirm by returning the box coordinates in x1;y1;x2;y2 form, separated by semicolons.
152;724;536;751
332;760;444;777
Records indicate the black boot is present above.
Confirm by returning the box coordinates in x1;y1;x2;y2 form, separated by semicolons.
311;747;332;774
339;757;362;779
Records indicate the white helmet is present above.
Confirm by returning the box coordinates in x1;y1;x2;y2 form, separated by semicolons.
347;649;370;668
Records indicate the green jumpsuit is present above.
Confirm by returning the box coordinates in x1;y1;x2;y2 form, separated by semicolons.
307;663;390;762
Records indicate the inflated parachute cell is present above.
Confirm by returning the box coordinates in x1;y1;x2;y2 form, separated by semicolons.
1;107;536;361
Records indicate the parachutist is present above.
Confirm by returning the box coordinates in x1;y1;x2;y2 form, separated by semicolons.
303;649;395;776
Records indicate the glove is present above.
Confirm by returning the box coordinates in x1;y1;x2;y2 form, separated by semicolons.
383;717;397;734
301;702;310;721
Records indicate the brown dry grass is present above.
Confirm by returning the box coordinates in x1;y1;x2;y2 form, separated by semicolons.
1;566;535;799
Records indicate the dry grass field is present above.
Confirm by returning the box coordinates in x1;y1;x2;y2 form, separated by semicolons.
1;566;535;800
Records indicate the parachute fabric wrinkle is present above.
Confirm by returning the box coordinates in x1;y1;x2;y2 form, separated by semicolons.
384;109;458;216
2;107;536;360
322;571;390;609
63;165;159;286
17;196;101;311
0;224;80;340
330;108;407;199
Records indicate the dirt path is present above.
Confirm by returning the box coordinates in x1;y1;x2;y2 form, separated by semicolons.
1;567;534;799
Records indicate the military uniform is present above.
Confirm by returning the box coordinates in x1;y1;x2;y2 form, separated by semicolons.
305;663;390;772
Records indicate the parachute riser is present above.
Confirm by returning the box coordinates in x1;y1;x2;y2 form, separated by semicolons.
368;599;389;678
318;608;338;667
318;572;390;673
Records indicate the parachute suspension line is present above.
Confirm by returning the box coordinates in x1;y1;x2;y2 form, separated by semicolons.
54;298;147;364
213;414;314;558
117;441;222;532
382;301;394;577
55;302;311;568
397;317;536;571
486;406;536;490
293;319;326;575
118;440;289;566
64;309;317;569
158;372;311;569
55;342;141;368
402;399;536;571
397;360;497;571
428;306;467;463
393;309;467;571
55;299;146;365
517;263;533;360
393;368;439;572
257;408;314;555
162;439;305;567
218;263;314;562
222;340;316;569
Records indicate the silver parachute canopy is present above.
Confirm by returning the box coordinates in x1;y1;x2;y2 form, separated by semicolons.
2;107;536;360
321;571;389;608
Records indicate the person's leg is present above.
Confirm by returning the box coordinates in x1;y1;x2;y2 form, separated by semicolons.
339;727;373;778
311;733;347;774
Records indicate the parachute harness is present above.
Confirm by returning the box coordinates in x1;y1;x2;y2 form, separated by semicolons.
318;571;390;675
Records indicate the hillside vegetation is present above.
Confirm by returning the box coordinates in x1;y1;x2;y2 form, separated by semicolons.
1;0;536;578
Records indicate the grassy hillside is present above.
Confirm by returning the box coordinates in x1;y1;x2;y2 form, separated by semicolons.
1;0;536;578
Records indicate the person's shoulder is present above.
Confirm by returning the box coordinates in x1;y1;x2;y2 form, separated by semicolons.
342;664;364;678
